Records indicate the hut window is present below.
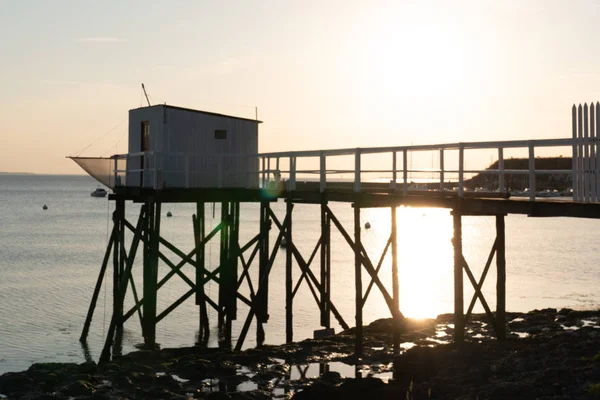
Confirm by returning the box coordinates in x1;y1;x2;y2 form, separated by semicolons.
214;130;227;140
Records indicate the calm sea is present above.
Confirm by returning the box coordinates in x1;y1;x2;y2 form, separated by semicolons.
1;174;599;374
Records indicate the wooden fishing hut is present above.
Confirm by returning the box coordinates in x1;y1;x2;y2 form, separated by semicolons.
75;102;600;364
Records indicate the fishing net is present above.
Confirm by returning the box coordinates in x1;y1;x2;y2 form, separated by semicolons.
68;157;126;189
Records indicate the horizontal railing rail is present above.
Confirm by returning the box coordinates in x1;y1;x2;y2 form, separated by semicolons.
111;135;599;202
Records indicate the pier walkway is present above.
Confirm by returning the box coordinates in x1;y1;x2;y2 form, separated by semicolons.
84;105;600;361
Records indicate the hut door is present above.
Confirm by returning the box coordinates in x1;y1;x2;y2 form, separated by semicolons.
141;121;150;186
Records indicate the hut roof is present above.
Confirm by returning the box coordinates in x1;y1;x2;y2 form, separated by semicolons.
130;104;263;124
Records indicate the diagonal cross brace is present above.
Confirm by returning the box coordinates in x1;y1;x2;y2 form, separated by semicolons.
461;253;499;335
327;206;404;321
268;208;349;330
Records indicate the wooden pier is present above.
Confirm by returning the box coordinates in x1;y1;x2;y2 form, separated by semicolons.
77;102;600;362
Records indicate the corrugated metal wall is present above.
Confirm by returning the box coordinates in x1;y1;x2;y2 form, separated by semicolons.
126;106;259;188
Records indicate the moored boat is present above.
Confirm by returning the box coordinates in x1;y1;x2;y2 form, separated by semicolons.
91;188;107;198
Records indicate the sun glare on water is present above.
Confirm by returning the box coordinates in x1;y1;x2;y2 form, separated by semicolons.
362;206;454;320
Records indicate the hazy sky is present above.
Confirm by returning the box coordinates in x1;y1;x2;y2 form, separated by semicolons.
2;0;600;174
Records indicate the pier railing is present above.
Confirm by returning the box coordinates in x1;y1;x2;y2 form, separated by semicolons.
112;135;599;203
259;138;577;201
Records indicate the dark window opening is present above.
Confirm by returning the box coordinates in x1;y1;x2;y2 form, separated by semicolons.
215;129;227;140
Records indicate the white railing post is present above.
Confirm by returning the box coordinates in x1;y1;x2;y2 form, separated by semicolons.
218;156;223;188
596;103;600;202
498;147;505;193
584;104;590;202
528;143;535;201
113;157;118;188
320;151;326;193
185;155;190;188
590;104;596;202
153;153;159;190
578;104;584;201
403;149;408;196
439;149;445;191
289;155;296;191
261;156;266;188
354;148;361;193
458;144;464;198
392;151;397;190
572;105;579;201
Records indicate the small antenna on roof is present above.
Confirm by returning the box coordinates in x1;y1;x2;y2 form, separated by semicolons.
141;83;151;107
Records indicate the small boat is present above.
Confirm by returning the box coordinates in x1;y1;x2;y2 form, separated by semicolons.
43;205;48;210
91;188;107;198
166;211;173;217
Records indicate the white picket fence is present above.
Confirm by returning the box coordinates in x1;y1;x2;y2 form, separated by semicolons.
572;102;600;202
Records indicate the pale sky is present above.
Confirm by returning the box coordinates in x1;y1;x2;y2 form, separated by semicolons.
2;0;600;174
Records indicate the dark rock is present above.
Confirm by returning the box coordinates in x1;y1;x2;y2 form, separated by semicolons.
0;372;34;395
30;395;62;400
319;370;342;383
60;379;95;397
88;393;113;400
207;391;232;400
393;346;437;383
78;360;98;374
526;326;542;335
293;381;337;399
485;381;538;399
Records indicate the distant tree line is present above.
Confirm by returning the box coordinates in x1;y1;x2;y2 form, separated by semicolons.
464;157;572;191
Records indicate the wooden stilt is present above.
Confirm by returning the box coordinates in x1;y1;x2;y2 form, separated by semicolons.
194;202;209;345
100;205;146;363
354;204;363;357
391;206;400;353
80;225;117;342
115;197;125;341
453;206;464;343
257;201;270;346
320;200;330;328
218;201;230;346
496;214;506;340
285;199;294;343
143;201;161;348
112;209;120;338
228;202;240;339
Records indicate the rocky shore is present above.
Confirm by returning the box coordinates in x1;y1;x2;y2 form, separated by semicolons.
1;308;599;399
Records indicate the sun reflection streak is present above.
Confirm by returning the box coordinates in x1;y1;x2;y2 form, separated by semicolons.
362;206;454;319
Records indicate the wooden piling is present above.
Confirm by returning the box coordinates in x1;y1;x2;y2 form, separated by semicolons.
80;226;116;342
320;200;330;328
143;201;161;348
285;199;293;343
257;201;270;346
354;204;363;357
194;202;209;345
115;197;125;340
453;205;464;343
218;201;231;345
391;206;400;352
112;209;120;337
496;214;506;340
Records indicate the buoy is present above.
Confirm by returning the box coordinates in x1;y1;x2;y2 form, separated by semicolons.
364;222;371;229
166;211;173;217
43;205;48;210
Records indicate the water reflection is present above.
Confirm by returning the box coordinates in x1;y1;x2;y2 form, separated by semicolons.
363;206;453;319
